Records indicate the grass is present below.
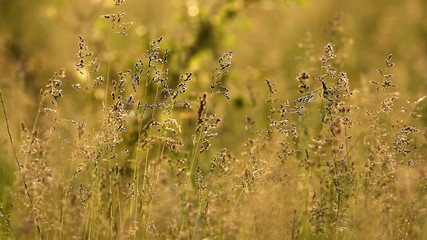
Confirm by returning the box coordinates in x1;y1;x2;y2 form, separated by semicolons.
0;0;427;239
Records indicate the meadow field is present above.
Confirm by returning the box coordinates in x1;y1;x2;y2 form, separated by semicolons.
0;0;427;239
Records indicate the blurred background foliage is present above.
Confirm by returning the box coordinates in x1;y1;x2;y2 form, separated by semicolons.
0;0;425;112
0;0;426;180
1;0;426;99
0;0;426;237
2;0;425;158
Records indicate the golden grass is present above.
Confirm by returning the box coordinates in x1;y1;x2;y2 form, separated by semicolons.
1;1;426;239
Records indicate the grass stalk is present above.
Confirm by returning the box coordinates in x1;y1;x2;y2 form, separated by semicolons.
0;91;44;239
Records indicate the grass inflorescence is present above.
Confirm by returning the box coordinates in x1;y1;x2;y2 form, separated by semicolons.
0;1;426;239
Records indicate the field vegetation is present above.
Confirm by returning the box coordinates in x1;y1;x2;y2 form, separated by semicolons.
0;0;427;239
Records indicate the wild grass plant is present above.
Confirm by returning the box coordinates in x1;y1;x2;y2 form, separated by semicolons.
1;0;427;239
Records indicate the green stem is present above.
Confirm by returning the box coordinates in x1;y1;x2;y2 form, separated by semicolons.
0;91;44;239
